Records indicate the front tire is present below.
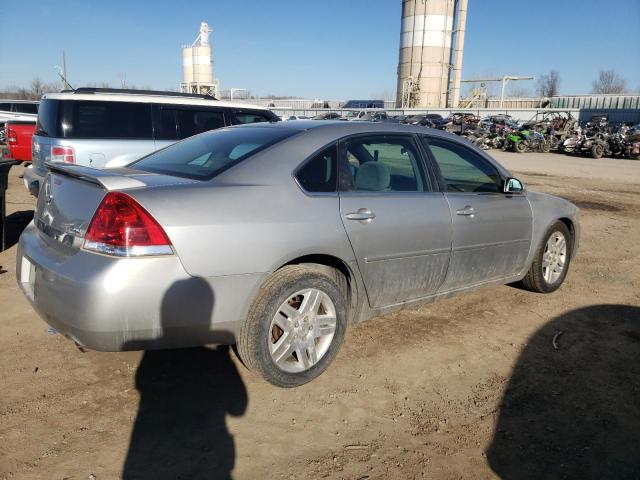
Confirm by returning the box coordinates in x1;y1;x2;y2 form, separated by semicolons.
519;221;572;293
515;142;527;153
237;265;347;387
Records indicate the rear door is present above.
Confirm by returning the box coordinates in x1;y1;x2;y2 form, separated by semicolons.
422;136;532;291
338;134;452;308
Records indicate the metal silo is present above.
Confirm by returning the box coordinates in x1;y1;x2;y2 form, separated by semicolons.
181;22;220;98
396;0;467;108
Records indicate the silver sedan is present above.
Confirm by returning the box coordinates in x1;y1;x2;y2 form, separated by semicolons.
17;121;579;387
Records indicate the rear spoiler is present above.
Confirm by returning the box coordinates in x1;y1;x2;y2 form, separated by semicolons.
46;163;147;191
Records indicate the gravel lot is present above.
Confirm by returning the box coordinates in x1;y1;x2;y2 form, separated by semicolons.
1;152;639;480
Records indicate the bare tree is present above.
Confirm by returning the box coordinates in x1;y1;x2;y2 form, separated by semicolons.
2;78;60;100
537;70;560;97
591;70;627;94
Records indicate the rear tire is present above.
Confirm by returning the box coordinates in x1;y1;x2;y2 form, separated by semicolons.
519;221;572;293
237;265;347;387
515;142;527;153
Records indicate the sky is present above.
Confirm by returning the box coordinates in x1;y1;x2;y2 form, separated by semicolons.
1;0;638;99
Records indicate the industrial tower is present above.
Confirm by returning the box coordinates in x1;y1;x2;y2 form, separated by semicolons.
181;22;221;98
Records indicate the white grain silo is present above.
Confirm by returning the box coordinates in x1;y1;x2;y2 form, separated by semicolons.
396;0;467;108
181;22;220;98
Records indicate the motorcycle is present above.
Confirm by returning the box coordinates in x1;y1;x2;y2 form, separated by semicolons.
502;129;549;153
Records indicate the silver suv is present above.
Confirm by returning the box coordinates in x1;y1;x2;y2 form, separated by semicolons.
26;88;278;196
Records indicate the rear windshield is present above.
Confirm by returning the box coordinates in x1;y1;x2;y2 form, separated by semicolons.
130;127;297;180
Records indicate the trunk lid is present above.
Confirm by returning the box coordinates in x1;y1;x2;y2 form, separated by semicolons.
34;164;197;253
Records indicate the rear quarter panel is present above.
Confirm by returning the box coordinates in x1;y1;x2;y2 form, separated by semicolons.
523;191;580;274
131;183;356;279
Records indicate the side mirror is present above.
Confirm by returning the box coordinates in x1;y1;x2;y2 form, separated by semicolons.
504;177;525;194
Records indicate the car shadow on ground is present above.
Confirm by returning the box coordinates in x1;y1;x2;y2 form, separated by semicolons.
2;209;34;251
122;277;248;480
487;304;640;479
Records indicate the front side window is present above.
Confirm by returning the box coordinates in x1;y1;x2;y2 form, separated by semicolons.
131;127;296;180
177;110;225;139
234;111;271;124
425;137;502;193
296;145;337;193
341;136;426;192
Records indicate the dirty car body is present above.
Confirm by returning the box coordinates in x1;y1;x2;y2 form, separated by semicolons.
17;121;579;381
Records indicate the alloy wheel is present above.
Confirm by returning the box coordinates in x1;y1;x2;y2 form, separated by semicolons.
268;289;337;373
542;231;567;284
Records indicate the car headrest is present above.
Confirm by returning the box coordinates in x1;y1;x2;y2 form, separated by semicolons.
355;162;390;191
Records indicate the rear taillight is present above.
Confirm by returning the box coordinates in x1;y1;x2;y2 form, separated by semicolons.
83;192;173;257
7;127;17;144
51;145;75;163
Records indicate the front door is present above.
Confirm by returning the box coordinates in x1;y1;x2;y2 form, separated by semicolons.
338;134;452;308
423;136;533;291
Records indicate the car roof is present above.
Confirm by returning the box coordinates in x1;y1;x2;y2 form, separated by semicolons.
0;99;39;104
230;119;462;138
41;91;270;110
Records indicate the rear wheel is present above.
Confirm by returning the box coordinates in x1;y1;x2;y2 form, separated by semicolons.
515;142;527;153
237;265;347;387
519;221;572;293
540;141;550;153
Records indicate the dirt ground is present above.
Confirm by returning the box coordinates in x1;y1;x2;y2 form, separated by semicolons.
1;152;639;480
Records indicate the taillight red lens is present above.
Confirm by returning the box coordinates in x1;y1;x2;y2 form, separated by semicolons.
7;127;17;144
84;192;172;257
51;146;75;163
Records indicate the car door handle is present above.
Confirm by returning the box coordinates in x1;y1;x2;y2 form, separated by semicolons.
345;209;376;222
456;206;475;217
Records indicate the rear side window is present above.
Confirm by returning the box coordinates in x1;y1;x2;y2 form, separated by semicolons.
0;103;11;111
14;103;38;114
60;101;152;139
296;145;337;192
234;111;272;124
35;99;60;137
131;127;297;180
341;136;427;192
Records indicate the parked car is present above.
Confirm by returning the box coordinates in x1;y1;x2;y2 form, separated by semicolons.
281;115;310;121
342;100;384;109
26;88;279;196
312;112;343;120
17;121;580;387
403;113;447;128
5;120;36;161
0;100;38;144
348;111;397;123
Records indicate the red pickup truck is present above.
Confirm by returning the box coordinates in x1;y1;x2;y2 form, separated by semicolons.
6;121;36;162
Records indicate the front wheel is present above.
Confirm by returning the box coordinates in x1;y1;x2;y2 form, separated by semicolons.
518;221;572;293
515;141;527;153
237;265;347;387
